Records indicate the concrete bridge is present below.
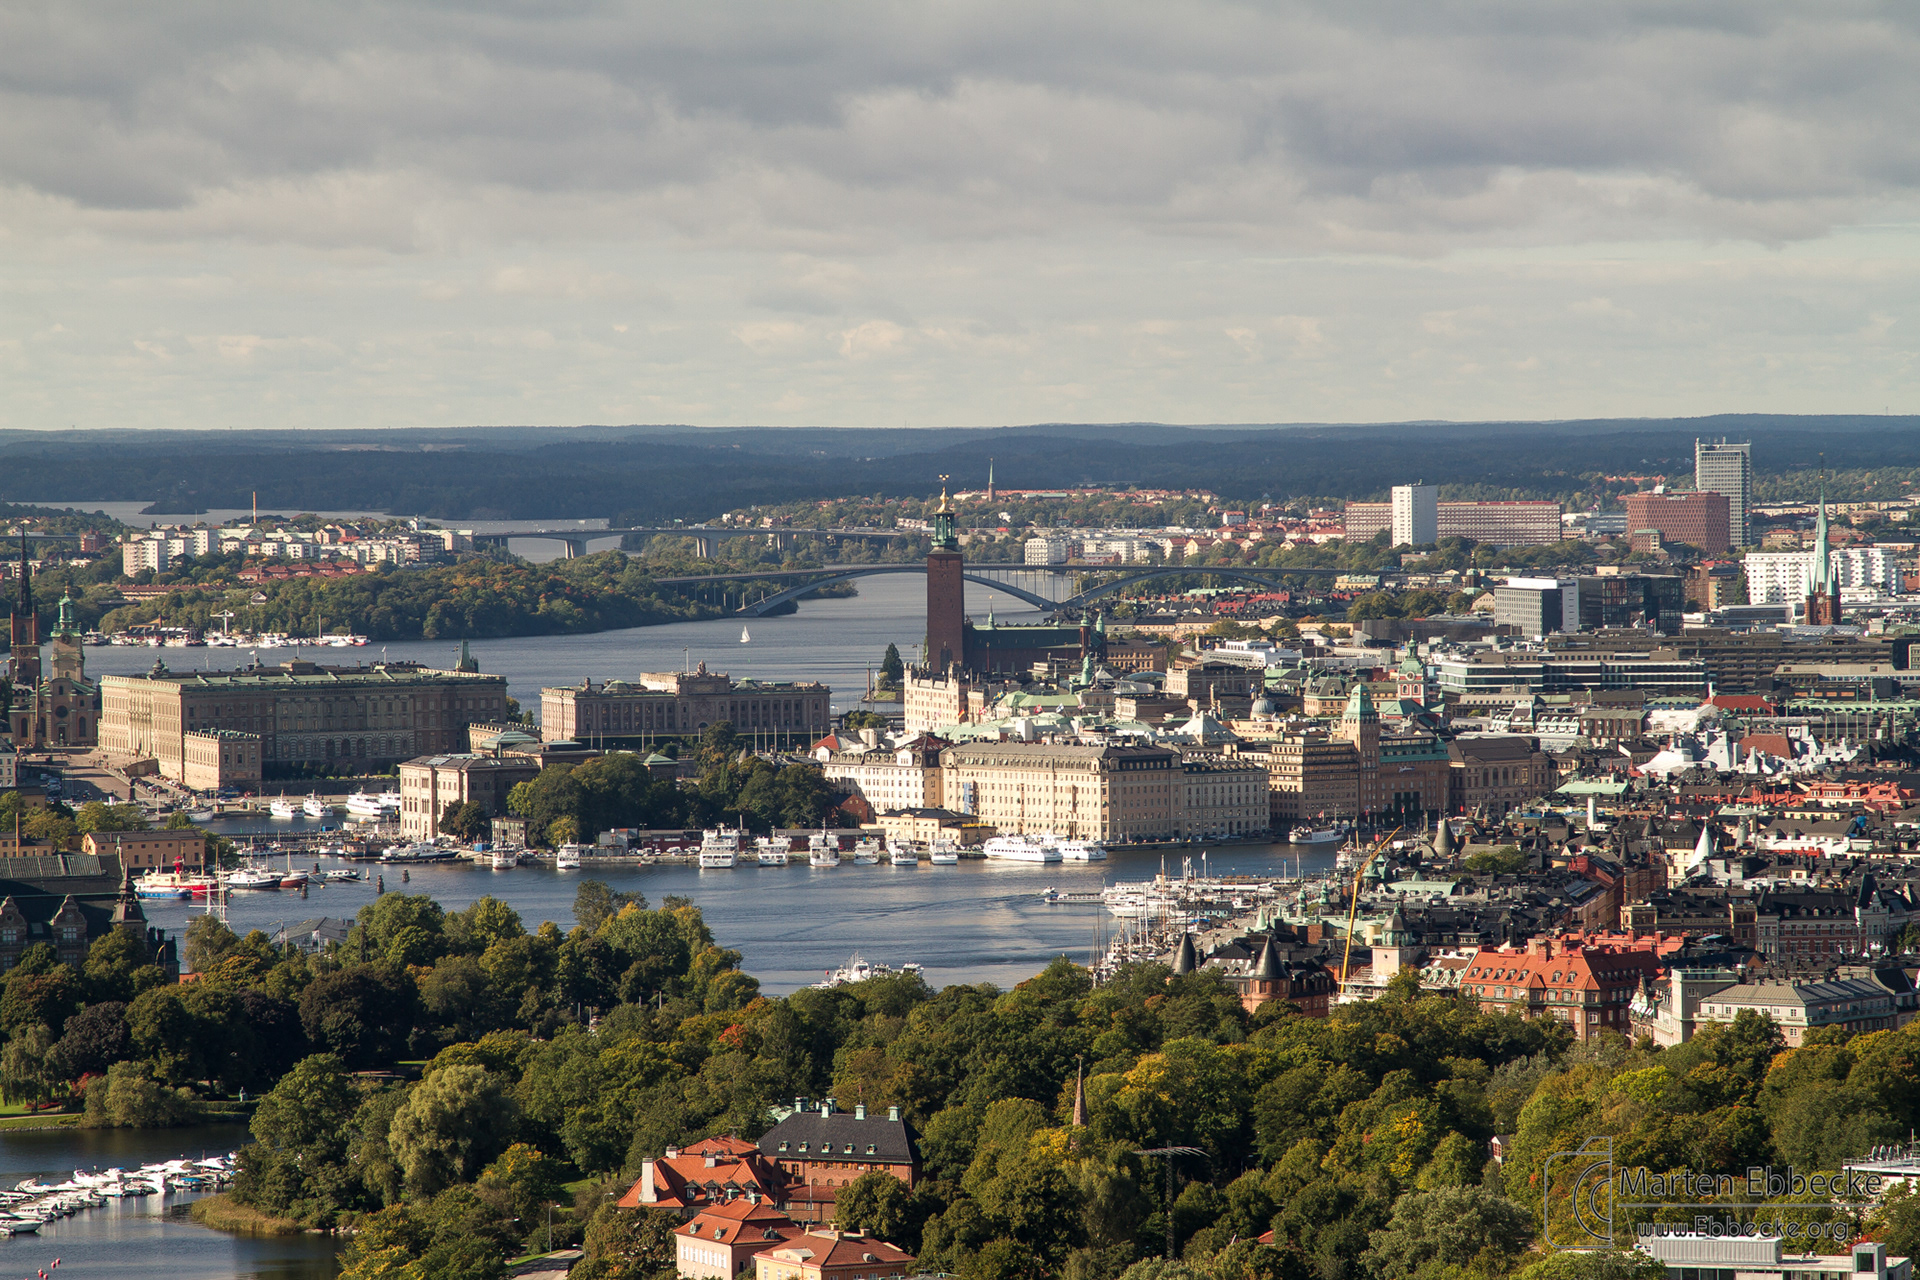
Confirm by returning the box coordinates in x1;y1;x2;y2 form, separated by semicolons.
653;563;1349;616
468;525;916;558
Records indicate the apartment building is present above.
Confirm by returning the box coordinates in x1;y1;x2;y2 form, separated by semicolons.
1345;500;1563;546
821;736;946;814
397;752;542;841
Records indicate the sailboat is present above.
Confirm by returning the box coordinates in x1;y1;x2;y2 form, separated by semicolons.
741;626;751;643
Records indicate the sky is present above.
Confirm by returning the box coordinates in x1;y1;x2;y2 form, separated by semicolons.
3;2;1918;431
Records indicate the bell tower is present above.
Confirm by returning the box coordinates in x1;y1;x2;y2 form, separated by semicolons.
49;591;83;683
8;534;39;693
926;478;965;672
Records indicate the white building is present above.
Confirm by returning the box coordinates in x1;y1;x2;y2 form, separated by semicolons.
821;737;946;813
1745;547;1902;604
122;538;169;575
1391;484;1438;547
1024;538;1069;565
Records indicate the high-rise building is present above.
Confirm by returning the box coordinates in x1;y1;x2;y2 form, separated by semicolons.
926;481;965;670
1390;483;1438;546
1624;491;1731;555
1694;439;1753;548
1344;499;1561;546
1494;578;1580;636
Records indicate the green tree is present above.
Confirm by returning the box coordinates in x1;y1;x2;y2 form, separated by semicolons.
572;881;644;934
81;1060;197;1128
75;802;150;834
440;802;492;842
0;1023;61;1107
1463;847;1526;874
185;914;241;974
880;642;904;687
574;1202;678;1280
388;1064;520;1198
1358;1186;1533;1279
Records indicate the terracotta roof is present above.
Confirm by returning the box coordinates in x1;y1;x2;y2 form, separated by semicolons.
674;1198;799;1246
756;1230;915;1269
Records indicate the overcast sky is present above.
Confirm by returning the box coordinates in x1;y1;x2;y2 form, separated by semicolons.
4;2;1918;431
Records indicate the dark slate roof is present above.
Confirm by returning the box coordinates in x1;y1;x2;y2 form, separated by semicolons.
758;1111;918;1166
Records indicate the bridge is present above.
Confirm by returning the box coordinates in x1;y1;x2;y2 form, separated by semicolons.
652;563;1350;616
468;525;915;558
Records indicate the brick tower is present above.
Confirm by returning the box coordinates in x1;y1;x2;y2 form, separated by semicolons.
926;478;966;671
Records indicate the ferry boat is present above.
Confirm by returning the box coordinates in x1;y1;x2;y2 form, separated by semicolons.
888;840;919;866
301;794;331;819
756;837;789;866
182;805;216;823
133;876;191;902
322;868;362;882
345;791;398;822
268;798;299;821
1058;839;1108;861
698;828;740;868
850;837;883;865
490;849;518;870
982;834;1064;863
808;832;840;868
928;841;960;865
1289;822;1348;845
380;843;458;864
554;845;586;870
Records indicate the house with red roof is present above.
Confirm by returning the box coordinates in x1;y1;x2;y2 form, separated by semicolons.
674;1196;803;1280
1458;934;1665;1041
752;1228;915;1280
618;1135;784;1215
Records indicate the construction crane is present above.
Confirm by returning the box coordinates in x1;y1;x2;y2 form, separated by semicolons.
1339;826;1404;983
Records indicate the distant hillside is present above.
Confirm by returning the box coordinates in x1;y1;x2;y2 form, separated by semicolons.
3;415;1914;521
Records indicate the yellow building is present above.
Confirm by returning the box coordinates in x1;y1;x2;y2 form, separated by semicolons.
540;664;830;747
940;742;1180;841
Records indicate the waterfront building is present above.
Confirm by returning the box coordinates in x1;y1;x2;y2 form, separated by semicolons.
100;659;508;782
539;666;831;748
1694;437;1754;547
397;751;543;841
180;728;262;791
1624;490;1731;555
940;741;1180;841
1390;483;1438;546
821;735;947;814
1178;755;1270;838
1447;736;1555;817
81;829;206;872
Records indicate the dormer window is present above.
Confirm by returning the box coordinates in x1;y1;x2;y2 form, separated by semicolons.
798;1142;808;1152
866;1145;876;1155
778;1142;789;1152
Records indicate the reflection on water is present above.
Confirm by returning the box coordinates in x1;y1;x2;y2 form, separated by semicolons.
0;1124;338;1280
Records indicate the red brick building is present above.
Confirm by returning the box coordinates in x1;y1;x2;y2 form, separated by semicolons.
620;1135;784;1214
675;1198;803;1280
1624;491;1731;556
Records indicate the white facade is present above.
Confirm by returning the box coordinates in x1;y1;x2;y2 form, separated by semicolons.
1390;484;1438;547
122;539;169;575
1024;538;1069;565
1745;548;1901;604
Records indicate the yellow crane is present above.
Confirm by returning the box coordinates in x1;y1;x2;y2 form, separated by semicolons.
1339;826;1405;983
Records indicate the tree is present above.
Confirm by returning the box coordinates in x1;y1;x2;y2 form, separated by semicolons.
1511;1253;1668;1280
547;817;580;847
1359;1186;1533;1280
47;1000;131;1082
880;643;904;687
388;1064;519;1198
573;881;644;935
298;966;420;1070
440;802;492;842
1463;847;1526;874
164;810;198;830
574;1202;678;1280
75;802;149;834
185;914;241;975
81;1060;197;1128
0;1023;60;1107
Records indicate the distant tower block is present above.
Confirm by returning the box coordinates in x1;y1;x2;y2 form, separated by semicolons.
987;458;995;504
927;478;965;670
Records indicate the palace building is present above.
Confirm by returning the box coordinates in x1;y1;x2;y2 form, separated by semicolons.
539;665;832;747
100;658;508;782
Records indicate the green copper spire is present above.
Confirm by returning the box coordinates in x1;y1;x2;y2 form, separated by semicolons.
53;590;75;638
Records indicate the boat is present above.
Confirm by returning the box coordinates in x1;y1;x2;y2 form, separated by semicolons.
554;845;585;870
322;868;362;882
982;834;1064;863
182;805;216;822
379;843;457;864
279;871;310;889
490;849;518;870
755;837;789;866
811;953;924;989
851;837;882;865
929;841;960;865
301;794;331;819
223;868;280;891
698;828;741;869
888;840;919;866
808;831;840;868
1058;839;1108;861
345;790;396;822
1289;822;1348;845
268;798;299;821
741;626;751;643
133;877;191;902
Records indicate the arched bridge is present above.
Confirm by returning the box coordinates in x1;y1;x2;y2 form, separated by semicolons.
652;563;1349;616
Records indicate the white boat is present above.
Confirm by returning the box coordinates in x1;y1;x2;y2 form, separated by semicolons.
1058;839;1108;861
888;840;919;866
698;829;740;868
322;868;362;882
223;868;280;891
554;844;586;870
1290;822;1348;845
929;841;961;865
755;837;788;866
380;843;457;864
490;849;518;870
345;791;395;822
851;837;882;865
182;805;216;822
133;875;191;902
268;798;299;821
808;831;840;868
301;794;331;819
982;834;1063;863
810;953;925;989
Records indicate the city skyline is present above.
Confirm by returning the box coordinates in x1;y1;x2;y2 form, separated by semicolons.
4;4;1918;431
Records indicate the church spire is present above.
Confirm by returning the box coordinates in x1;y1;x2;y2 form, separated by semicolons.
1811;468;1831;591
14;533;28;616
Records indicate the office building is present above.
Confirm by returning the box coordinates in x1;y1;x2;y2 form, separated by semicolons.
1623;490;1731;555
1344;500;1562;546
1256;687;1450;827
1694;438;1753;547
1494;578;1579;636
540;666;831;747
1574;574;1686;630
100;659;508;782
1023;537;1068;565
1390;484;1438;546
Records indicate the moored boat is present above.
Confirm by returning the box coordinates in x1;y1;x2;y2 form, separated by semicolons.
268;798;299;821
698;828;740;868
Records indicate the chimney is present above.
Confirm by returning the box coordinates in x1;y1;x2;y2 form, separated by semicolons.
887;1106;900;1122
855;1103;866;1120
820;1100;833;1116
794;1096;806;1113
705;1153;718;1168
